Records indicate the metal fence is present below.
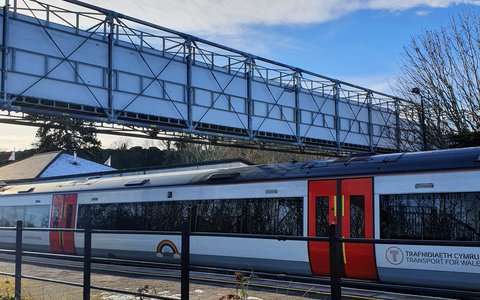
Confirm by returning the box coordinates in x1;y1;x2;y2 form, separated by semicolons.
2;220;480;300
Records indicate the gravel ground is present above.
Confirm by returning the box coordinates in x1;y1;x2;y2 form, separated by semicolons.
0;261;317;300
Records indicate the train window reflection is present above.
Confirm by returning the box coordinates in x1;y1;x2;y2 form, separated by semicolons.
2;206;16;227
14;207;25;224
315;196;329;237
52;204;61;228
0;207;4;226
65;205;73;228
77;197;303;236
380;193;480;241
0;205;49;228
350;195;365;238
25;206;49;228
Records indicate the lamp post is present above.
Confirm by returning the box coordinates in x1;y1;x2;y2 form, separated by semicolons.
411;87;427;151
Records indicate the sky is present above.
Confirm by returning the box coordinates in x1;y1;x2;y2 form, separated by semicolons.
1;0;480;151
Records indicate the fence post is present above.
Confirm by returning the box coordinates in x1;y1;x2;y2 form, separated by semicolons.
181;222;190;300
329;223;341;300
83;227;92;300
15;220;22;300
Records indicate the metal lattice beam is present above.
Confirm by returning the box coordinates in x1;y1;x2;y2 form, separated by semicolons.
0;0;422;156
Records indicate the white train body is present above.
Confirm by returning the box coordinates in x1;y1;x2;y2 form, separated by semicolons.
1;148;479;290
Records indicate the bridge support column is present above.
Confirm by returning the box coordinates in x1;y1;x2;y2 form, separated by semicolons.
334;82;341;149
294;71;302;145
395;98;401;151
246;56;254;140
107;14;115;120
186;39;193;130
1;0;10;104
367;91;374;152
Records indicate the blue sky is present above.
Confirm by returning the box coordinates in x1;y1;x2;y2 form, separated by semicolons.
1;0;479;151
245;4;476;92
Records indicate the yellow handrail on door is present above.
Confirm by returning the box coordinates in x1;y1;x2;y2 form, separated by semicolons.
333;196;337;216
341;195;345;216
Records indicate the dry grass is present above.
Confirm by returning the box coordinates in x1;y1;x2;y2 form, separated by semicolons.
0;261;311;300
0;276;15;300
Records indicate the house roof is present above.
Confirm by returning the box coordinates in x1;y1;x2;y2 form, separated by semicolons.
0;151;115;182
0;151;62;181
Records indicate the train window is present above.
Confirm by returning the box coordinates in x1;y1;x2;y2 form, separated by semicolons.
148;201;191;231
14;207;25;224
65;205;73;228
194;199;243;233
315;196;329;237
0;206;49;228
350;196;365;238
0;207;8;227
244;198;276;234
380;192;480;241
276;198;303;236
77;204;109;230
242;198;302;235
3;206;15;226
77;197;303;236
113;203;147;230
51;204;61;228
24;206;49;228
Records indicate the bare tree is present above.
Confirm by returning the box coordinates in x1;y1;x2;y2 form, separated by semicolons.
395;10;480;148
110;138;133;150
172;140;323;164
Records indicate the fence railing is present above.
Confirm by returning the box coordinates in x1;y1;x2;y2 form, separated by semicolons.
1;220;480;300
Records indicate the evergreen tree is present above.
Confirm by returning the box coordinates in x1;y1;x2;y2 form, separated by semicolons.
33;117;102;161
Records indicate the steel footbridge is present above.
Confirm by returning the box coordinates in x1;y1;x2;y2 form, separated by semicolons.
0;0;419;155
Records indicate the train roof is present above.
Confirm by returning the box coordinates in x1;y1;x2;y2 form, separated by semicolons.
219;147;480;183
1;147;479;196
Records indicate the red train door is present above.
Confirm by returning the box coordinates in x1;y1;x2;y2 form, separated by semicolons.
50;194;77;255
341;178;376;279
308;180;336;276
308;178;376;279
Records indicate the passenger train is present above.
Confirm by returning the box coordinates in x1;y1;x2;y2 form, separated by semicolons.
0;147;479;291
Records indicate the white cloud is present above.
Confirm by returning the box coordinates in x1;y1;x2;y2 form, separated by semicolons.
19;0;474;58
340;74;396;95
31;1;480;38
16;0;479;56
367;0;478;10
415;10;432;16
18;0;468;56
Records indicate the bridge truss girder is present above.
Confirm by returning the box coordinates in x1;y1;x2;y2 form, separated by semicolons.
0;0;421;156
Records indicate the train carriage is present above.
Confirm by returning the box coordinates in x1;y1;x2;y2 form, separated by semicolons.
0;147;479;291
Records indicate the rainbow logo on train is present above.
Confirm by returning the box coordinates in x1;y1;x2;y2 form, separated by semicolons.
156;240;180;258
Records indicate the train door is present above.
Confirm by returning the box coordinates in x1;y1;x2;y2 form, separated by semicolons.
341;178;376;279
308;178;376;279
308;180;336;275
49;194;77;254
